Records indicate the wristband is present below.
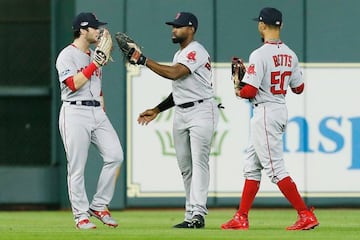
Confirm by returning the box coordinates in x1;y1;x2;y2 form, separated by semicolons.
156;93;175;112
82;62;98;79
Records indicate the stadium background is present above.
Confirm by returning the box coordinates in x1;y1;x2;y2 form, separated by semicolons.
0;0;359;210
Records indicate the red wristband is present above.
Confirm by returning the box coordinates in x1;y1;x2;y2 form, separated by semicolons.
82;62;98;79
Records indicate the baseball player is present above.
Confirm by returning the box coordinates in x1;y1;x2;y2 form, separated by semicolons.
56;12;123;229
221;7;319;230
132;12;219;228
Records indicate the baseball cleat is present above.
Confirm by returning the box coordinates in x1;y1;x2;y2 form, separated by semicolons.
173;221;193;228
221;212;249;230
76;218;96;229
88;208;118;228
286;207;319;230
191;215;205;229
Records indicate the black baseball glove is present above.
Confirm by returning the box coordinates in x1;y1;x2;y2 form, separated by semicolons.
115;32;147;65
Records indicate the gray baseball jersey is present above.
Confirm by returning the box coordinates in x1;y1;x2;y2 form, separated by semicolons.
57;44;102;102
242;41;303;105
172;41;214;104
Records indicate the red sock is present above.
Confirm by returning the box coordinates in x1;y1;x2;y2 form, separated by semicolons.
238;179;260;216
277;176;307;213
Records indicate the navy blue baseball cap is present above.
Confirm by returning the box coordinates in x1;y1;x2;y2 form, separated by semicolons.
253;7;282;26
166;12;198;30
72;12;107;30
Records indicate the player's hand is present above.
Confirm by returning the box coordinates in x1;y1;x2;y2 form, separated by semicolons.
137;108;159;125
93;29;113;66
115;32;146;65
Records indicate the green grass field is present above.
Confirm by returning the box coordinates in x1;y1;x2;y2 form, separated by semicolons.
0;208;359;240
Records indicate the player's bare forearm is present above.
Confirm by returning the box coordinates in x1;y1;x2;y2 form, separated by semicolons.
137;108;160;125
73;72;91;90
145;59;190;80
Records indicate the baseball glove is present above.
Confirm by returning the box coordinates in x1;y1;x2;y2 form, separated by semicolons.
115;32;147;65
93;29;113;66
231;57;246;91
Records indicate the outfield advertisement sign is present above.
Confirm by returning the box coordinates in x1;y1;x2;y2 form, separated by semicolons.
126;63;360;199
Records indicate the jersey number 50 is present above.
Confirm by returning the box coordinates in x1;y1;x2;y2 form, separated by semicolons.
271;71;291;95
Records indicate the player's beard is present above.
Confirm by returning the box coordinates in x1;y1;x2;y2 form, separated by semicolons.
261;37;264;43
172;35;186;44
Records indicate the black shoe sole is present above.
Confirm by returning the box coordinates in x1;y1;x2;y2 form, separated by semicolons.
173;221;193;228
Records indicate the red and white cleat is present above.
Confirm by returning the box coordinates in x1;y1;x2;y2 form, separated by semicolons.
76;218;96;230
221;212;249;230
286;207;319;230
88;208;118;228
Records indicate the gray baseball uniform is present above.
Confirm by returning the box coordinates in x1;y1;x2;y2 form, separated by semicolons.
242;40;303;183
172;41;219;221
221;7;318;231
56;44;123;221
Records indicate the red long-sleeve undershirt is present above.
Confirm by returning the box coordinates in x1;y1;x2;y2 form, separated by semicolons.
239;84;258;98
